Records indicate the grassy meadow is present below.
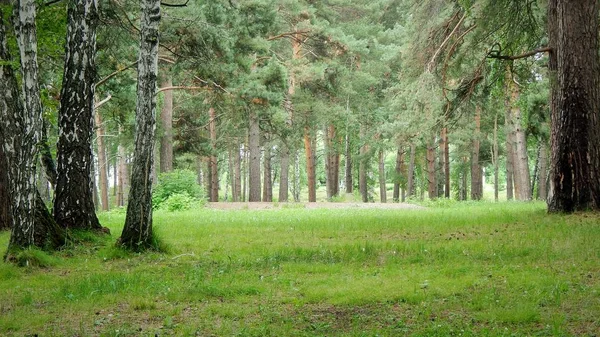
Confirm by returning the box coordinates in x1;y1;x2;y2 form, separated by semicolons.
0;202;599;336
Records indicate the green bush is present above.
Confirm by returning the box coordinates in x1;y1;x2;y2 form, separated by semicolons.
161;192;195;212
152;169;205;210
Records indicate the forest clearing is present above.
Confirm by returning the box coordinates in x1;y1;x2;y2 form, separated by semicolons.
1;202;599;336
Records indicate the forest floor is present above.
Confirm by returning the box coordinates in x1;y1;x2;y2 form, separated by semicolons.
207;201;426;210
0;202;599;336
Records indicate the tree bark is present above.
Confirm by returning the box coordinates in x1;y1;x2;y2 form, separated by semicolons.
248;109;261;202
538;141;548;201
407;143;416;197
233;138;242;202
117;134;128;207
508;78;532;201
263;145;272;202
493;114;499;201
441;127;450;198
209;107;218;202
159;75;173;173
278;144;290;202
0;140;11;231
393;147;402;202
359;126;369;202
54;0;102;231
378;149;386;203
120;0;160;250
504;83;515;201
304;126;316;202
426;135;436;199
1;8;65;255
95;109;109;211
548;0;600;212
344;132;353;193
471;106;482;200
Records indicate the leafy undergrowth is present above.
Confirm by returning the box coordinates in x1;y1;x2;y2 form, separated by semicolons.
0;202;599;336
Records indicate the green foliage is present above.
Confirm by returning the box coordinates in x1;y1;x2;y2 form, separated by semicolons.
160;192;197;212
152;169;206;210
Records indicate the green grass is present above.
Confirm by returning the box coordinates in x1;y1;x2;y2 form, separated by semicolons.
0;202;599;336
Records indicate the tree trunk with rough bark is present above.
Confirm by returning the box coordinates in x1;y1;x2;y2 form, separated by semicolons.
345;132;353;193
54;0;101;231
278;144;289;202
493;114;499;201
159;75;173;173
393;147;403;202
263;145;272;202
0;143;11;231
509;78;531;201
1;8;64;256
471;107;482;200
538;142;548;201
505;86;515;201
233;139;241;202
120;0;160;250
548;0;600;212
441;127;450;198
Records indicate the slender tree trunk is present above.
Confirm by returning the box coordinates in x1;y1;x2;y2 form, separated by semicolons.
378;149;386;203
293;151;301;202
263;145;272;202
393;147;402;202
538;141;548;201
95;110;109;211
426;135;436;199
304;126;316;202
113;160;117;197
159;75;173;173
117;136;127;207
493;114;499;201
505;91;515;201
407;143;416;197
345;132;353;193
548;0;600;212
471;107;482;200
54;0;101;231
209;107;218;202
120;0;160;250
441;127;450;198
359;125;369;202
325;124;339;200
233;138;242;202
279;144;290;202
248;109;261;202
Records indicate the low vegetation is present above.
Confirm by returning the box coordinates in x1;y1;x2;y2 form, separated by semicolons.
0;202;598;336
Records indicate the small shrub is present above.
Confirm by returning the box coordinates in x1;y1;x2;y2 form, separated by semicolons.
161;192;195;212
152;169;206;209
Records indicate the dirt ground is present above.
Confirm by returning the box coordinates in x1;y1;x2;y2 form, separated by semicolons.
206;201;425;210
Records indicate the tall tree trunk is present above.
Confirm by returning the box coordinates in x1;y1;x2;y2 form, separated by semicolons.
95;109;109;211
325;124;339;200
54;0;101;231
548;0;600;212
278;144;290;202
471;107;482;200
505;88;515;201
117;135;128;207
233;138;242;202
248;109;261;202
493;114;499;201
407;143;416;197
120;0;160;250
359;126;369;202
345;132;353;193
538;141;548;201
292;151;301;202
159;75;173;173
378;149;386;203
209;107;218;202
304;126;316;202
1;7;64;255
0;140;11;231
441;127;450;198
393;147;403;202
113;160;117;197
263;145;272;202
509;78;532;200
426;135;436;199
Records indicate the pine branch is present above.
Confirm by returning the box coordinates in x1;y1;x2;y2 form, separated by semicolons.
487;47;551;60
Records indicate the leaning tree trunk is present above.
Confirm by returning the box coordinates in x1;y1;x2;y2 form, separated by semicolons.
120;0;160;250
54;0;102;231
159;75;173;173
1;8;64;256
548;0;600;212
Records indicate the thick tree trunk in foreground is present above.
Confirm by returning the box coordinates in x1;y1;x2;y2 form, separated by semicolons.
0;144;11;230
54;0;101;230
159;75;173;173
548;0;600;212
120;0;160;250
248;109;261;202
1;9;64;256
